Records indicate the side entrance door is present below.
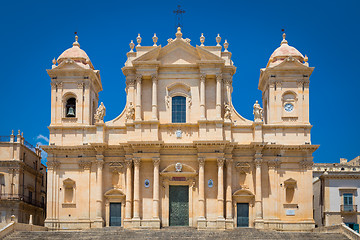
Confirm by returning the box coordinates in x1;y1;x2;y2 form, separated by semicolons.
110;202;121;226
169;185;189;226
237;203;249;227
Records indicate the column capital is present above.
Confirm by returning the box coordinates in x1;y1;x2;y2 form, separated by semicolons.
216;73;223;81
125;158;133;168
217;157;225;167
133;157;141;167
95;159;104;169
223;76;232;86
225;158;233;167
47;161;60;170
136;74;142;82
79;160;92;170
198;157;205;167
254;158;262;167
152;157;160;166
200;73;206;81
151;73;158;82
268;158;281;169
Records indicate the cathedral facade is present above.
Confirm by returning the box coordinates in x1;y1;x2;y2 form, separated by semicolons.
42;28;317;230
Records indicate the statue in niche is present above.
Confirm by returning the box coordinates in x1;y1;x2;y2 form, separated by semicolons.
224;103;231;120
94;102;106;123
126;102;135;120
253;100;263;122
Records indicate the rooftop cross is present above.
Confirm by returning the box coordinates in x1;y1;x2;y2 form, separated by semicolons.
173;5;185;29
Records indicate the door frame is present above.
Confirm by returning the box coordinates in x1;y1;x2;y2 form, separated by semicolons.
169;185;189;226
109;202;122;226
232;189;255;227
161;178;195;227
104;189;126;227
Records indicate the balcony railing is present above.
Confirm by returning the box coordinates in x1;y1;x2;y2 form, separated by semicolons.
341;205;357;213
0;194;45;208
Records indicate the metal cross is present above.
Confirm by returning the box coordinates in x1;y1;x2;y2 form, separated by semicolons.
173;5;185;29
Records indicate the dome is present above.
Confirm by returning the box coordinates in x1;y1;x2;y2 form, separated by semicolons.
57;35;93;68
267;33;305;68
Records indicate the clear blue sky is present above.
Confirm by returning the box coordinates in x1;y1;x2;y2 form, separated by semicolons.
1;0;359;164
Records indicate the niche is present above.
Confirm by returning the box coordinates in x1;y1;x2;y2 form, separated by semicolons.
284;178;297;203
63;178;76;204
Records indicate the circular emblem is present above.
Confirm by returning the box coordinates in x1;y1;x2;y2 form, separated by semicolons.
208;179;214;188
176;129;182;138
175;162;182;172
144;179;150;188
284;103;294;112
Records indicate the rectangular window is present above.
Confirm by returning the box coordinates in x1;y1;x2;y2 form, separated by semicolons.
172;96;186;123
343;193;353;212
29;191;33;203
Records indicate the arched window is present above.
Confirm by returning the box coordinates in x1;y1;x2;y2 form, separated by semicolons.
172;96;186;123
66;98;76;117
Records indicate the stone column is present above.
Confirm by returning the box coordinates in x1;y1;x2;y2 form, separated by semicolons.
225;159;233;221
254;150;263;224
216;73;222;119
133;157;141;223
125;158;133;220
198;157;206;228
200;73;206;120
126;74;136;105
224;77;232;105
152;157;160;220
217;158;225;219
95;154;104;226
151;74;158;120
135;74;142;121
46;163;54;220
13;168;20;196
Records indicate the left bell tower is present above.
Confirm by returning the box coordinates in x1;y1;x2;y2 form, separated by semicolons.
47;35;102;128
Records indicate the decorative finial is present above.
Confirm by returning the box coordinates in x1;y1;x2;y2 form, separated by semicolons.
304;54;308;62
11;130;14;135
73;32;80;47
223;39;229;52
129;40;135;52
281;32;288;45
136;34;142;47
18;130;20;135
200;33;205;46
216;34;221;46
176;27;182;39
52;58;56;65
152;33;158;46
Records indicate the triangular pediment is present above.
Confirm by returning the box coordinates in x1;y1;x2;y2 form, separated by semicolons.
196;46;225;62
270;58;314;71
54;59;89;71
131;39;225;66
158;39;200;65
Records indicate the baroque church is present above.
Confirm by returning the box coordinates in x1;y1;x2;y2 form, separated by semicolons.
42;28;317;230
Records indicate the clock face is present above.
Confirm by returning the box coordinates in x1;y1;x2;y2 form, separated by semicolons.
284;103;294;112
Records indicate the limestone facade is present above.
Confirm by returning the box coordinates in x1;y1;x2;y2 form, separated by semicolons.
313;157;360;231
42;28;318;230
0;131;46;226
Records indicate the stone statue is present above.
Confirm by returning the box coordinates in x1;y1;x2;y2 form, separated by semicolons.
94;102;106;122
126;102;135;120
224;103;231;120
253;100;263;121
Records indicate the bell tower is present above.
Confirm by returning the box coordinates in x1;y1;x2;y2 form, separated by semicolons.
259;33;314;125
47;35;102;128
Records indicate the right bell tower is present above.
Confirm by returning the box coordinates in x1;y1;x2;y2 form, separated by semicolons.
259;33;314;125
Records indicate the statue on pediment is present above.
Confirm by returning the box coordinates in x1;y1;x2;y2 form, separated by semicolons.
224;103;231;120
94;102;106;123
253;100;263;122
126;102;135;121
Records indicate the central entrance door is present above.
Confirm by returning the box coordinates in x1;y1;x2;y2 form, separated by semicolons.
169;185;189;226
237;203;249;227
110;202;121;226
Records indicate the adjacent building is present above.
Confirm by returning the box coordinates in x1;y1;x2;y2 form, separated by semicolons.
42;28;318;231
313;156;360;232
0;131;46;226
